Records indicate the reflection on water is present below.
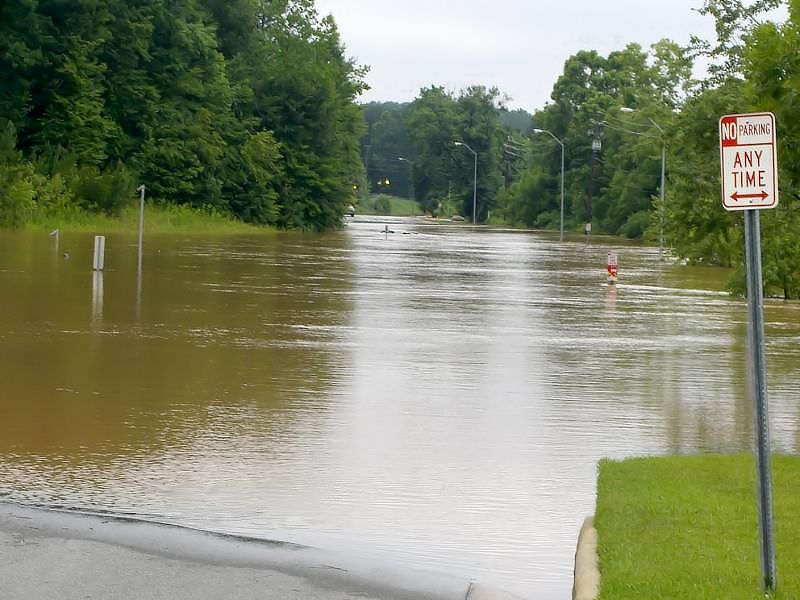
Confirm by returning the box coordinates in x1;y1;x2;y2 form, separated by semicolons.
1;219;800;599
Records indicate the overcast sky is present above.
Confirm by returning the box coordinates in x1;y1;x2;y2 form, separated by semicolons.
313;0;720;111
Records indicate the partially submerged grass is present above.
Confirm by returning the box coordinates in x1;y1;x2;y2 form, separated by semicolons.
357;194;421;216
596;454;800;599
26;204;270;235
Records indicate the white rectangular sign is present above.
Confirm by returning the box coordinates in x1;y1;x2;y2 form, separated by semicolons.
719;112;778;211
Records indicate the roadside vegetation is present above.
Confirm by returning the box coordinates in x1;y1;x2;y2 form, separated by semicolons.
595;454;800;599
1;0;364;233
29;203;267;235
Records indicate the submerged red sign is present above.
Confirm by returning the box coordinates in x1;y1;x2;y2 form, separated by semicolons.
719;112;778;211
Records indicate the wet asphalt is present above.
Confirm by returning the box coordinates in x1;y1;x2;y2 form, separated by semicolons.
0;503;525;600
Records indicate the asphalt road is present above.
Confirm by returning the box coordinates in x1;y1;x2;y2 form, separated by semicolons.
0;503;525;600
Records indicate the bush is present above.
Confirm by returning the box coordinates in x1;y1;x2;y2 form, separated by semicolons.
73;162;136;216
0;171;36;227
374;196;391;214
621;210;652;239
534;210;560;230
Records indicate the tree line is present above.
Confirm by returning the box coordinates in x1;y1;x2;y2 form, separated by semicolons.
0;0;365;231
361;91;532;220
360;40;694;233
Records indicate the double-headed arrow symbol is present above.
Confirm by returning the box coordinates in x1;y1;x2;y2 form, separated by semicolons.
731;190;769;201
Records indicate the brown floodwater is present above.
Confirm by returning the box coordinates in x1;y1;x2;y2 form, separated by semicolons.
1;216;799;599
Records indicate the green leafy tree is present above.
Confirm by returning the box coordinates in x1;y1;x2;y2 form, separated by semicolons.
738;0;800;297
0;121;35;227
663;0;798;297
499;108;533;135
129;0;233;212
505;40;693;237
405;86;505;221
365;104;414;198
21;0;118;166
690;0;783;84
663;83;741;265
0;0;45;131
455;86;506;221
97;0;160;161
226;130;283;224
406;87;461;215
1;0;366;231
500;167;555;228
225;0;366;230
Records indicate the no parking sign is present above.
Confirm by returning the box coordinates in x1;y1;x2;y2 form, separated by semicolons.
719;112;778;211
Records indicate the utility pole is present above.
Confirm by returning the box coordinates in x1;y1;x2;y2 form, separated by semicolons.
586;121;603;232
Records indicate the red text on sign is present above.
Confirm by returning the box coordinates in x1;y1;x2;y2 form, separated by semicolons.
731;150;766;189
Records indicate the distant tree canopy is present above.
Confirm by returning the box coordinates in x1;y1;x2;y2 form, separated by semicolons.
499;108;534;135
495;40;696;237
363;87;517;220
361;101;414;200
0;0;366;231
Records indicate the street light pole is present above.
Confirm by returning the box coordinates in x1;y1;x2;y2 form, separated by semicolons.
454;141;478;225
533;128;565;241
397;156;413;200
620;107;666;259
658;141;665;260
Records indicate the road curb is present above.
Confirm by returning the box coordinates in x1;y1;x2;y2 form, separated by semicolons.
572;516;600;600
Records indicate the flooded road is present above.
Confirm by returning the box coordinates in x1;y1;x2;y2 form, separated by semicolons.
1;216;799;599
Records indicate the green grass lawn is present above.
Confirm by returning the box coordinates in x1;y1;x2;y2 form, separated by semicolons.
356;194;421;216
596;454;800;599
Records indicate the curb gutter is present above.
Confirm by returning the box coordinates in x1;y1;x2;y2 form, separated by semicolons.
572;516;600;600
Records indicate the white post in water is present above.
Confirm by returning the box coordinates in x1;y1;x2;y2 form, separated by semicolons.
93;235;106;271
92;270;104;323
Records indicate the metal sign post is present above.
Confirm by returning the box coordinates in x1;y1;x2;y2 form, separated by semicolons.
136;184;146;315
719;112;778;593
744;209;777;592
137;184;146;274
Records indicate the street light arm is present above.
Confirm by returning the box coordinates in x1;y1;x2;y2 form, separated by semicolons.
453;140;479;225
532;128;563;148
647;117;664;135
620;107;664;136
453;140;476;157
